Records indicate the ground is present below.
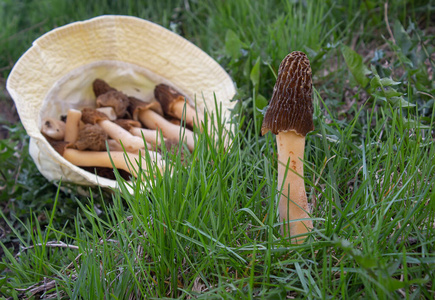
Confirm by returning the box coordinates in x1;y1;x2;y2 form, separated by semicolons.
0;76;19;139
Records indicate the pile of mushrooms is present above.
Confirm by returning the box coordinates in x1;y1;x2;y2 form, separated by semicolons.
41;79;203;180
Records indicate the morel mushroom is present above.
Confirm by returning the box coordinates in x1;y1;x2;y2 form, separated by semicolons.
154;83;204;129
96;90;129;118
129;97;196;151
64;109;82;143
73;124;108;151
261;51;314;243
81;108;151;152
51;140;163;178
115;119;165;146
93;78;116;97
96;107;117;121
41;118;66;140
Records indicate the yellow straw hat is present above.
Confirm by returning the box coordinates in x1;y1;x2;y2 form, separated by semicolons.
7;15;236;190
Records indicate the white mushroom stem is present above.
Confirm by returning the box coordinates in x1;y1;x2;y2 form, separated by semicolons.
63;149;164;176
129;127;166;146
97;119;151;152
106;139;125;152
276;131;312;243
171;100;205;130
96;107;117;121
138;110;196;152
106;139;153;157
41;118;65;140
64;109;82;143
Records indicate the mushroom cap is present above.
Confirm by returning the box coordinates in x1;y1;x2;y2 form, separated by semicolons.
49;140;70;156
74;123;108;151
93;78;117;97
261;51;314;137
41;118;66;140
114;119;142;131
81;107;109;124
154;83;185;116
96;90;129;118
128;96;164;121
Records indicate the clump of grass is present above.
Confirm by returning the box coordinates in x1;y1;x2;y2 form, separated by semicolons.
2;93;434;298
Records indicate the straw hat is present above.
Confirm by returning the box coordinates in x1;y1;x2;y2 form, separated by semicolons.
7;15;236;190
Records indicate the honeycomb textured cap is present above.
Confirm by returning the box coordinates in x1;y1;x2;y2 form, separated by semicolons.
261;51;314;136
154;83;185;116
81;107;109;124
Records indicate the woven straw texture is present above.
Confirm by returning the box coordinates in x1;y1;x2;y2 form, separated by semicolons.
7;15;236;190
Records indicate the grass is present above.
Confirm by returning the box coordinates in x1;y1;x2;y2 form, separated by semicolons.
1;0;434;298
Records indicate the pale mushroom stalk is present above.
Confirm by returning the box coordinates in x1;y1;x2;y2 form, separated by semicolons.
114;119;165;147
64;149;144;176
154;83;205;130
261;51;314;243
129;97;196;152
51;141;164;177
172;100;204;129
276;131;310;241
81;108;151;152
129;127;166;146
64;109;82;143
96;107;117;121
139;110;195;151
105;139;143;156
106;139;126;152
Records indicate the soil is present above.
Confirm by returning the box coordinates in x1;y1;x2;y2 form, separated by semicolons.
0;76;20;138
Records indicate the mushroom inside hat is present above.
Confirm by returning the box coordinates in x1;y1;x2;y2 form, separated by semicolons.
261;51;314;243
49;140;164;178
129;97;196;152
41;118;66;140
93;78;117;97
114;119;166;148
96;90;129;118
81;107;151;152
73;123;108;151
154;83;204;130
64;109;82;143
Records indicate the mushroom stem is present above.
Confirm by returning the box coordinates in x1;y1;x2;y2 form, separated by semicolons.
64;109;82;143
154;84;205;130
81;108;151;152
105;139;145;155
276;131;312;243
171;100;204;129
96;107;117;121
97;119;151;152
138;110;195;152
63;149;164;176
130;127;166;146
106;139;125;152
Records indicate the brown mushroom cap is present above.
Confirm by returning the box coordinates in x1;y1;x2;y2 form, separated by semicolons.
96;90;129;118
74;124;108;151
81;107;109;124
261;51;314;137
41;118;66;140
154;83;185;116
114;119;142;131
93;78;117;97
128;96;164;121
50;140;68;156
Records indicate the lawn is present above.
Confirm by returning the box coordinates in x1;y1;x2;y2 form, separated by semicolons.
1;0;434;299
